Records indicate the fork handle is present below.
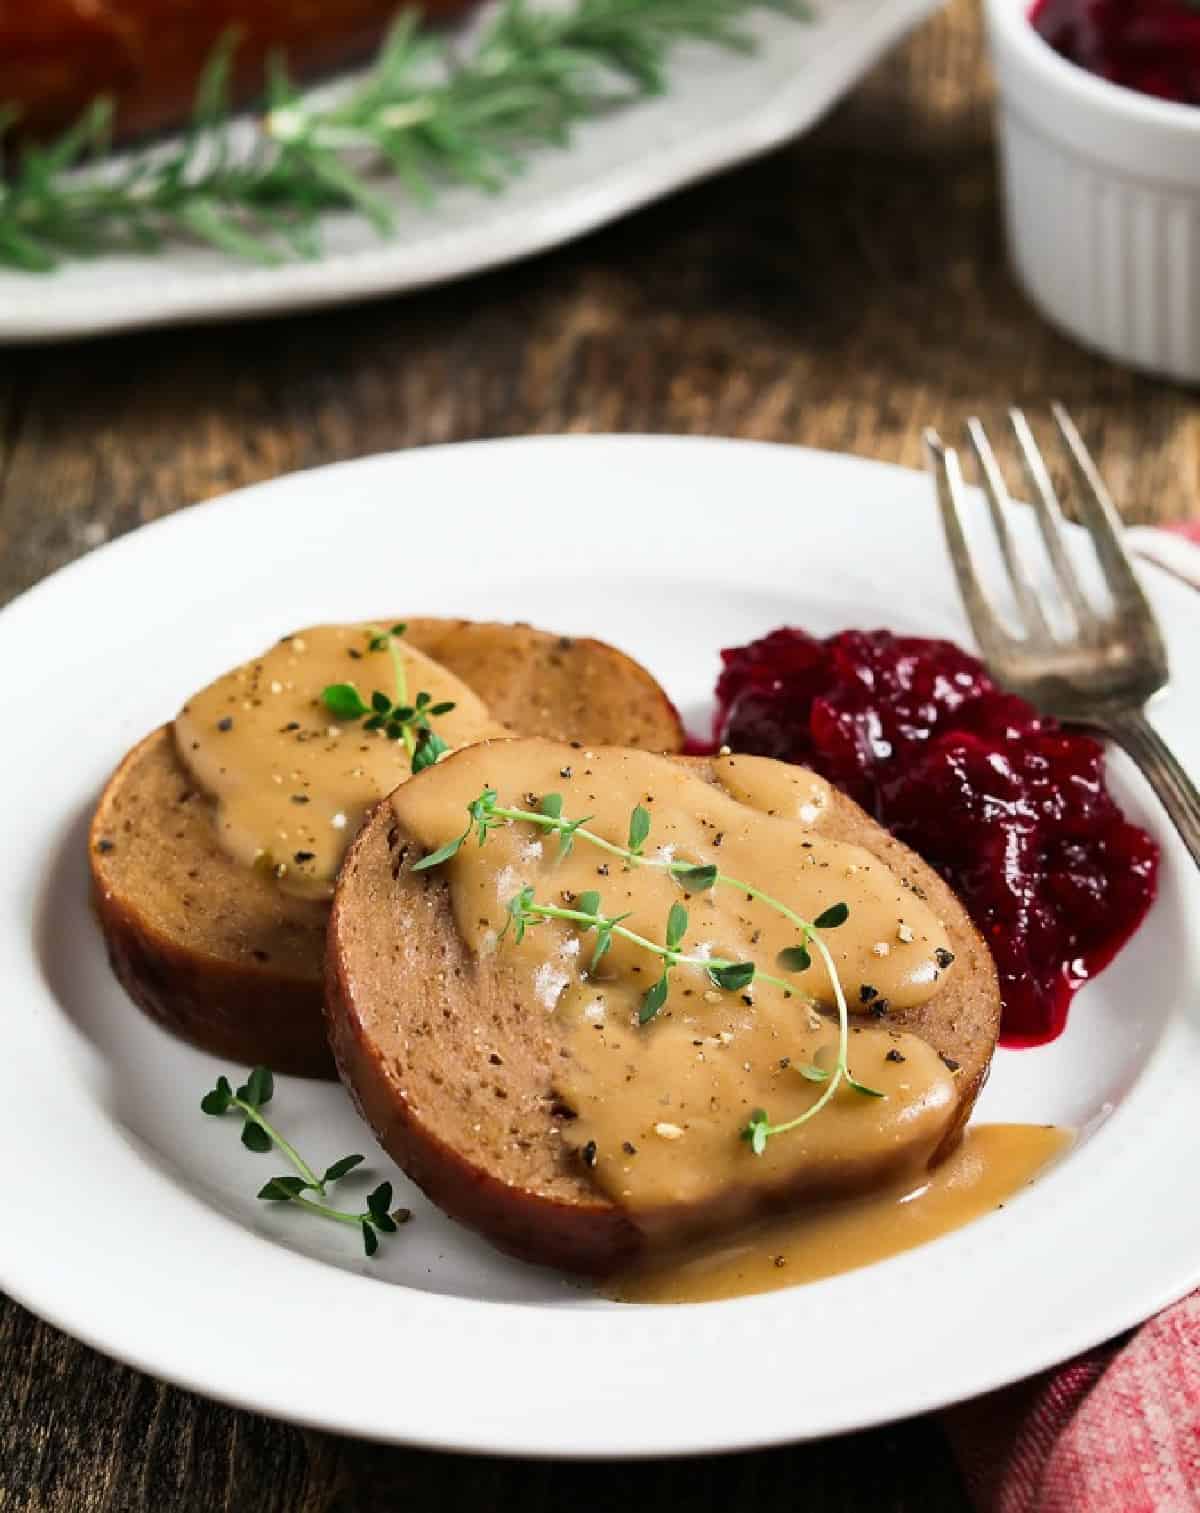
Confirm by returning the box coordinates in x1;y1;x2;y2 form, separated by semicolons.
1103;711;1200;870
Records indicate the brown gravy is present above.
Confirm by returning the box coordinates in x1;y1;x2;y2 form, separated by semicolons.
610;1123;1070;1303
391;740;968;1244
174;623;507;898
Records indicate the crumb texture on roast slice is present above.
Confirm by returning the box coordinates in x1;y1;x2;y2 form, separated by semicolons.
325;742;1002;1270
91;727;328;978
335;832;599;1204
403;619;684;751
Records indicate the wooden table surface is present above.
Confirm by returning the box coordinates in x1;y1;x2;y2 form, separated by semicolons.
2;1;1196;1508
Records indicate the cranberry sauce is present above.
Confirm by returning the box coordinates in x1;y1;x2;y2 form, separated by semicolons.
1031;0;1200;106
712;628;1159;1046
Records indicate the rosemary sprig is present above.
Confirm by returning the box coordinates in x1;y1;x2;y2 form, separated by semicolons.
413;787;882;1149
0;0;810;273
201;1066;411;1256
322;623;454;772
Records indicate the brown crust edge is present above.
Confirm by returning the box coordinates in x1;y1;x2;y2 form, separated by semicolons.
324;859;642;1274
566;634;685;753
88;735;333;1079
930;1039;990;1166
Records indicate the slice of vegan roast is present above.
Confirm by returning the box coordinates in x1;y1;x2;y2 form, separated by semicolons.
326;738;1001;1274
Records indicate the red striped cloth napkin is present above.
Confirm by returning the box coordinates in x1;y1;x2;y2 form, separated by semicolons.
945;520;1200;1511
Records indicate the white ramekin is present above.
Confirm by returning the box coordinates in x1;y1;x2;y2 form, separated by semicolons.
985;0;1200;384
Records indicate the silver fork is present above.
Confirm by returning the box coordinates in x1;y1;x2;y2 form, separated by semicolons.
924;404;1200;869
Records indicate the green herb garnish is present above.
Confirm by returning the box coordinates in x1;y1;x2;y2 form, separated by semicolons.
414;789;882;1145
0;0;811;274
320;623;453;772
776;944;812;973
201;1067;410;1256
627;804;652;857
499;890;787;1024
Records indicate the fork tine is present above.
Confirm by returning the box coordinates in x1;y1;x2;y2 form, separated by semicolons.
1050;402;1161;633
1008;408;1098;634
924;428;1011;662
965;417;1052;643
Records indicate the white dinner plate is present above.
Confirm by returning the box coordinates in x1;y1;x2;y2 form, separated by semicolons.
2;436;1198;1457
0;0;937;344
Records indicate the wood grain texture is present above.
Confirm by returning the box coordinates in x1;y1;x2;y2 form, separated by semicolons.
1;0;1195;1507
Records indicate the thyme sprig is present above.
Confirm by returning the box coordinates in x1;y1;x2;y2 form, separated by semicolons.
0;0;810;273
201;1066;411;1256
501;889;798;1021
322;623;453;773
413;788;883;1149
